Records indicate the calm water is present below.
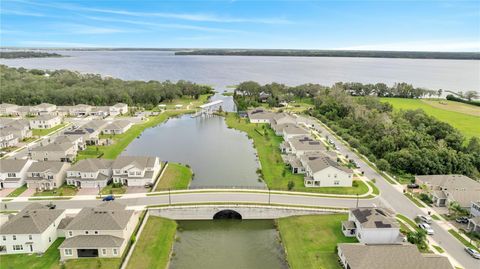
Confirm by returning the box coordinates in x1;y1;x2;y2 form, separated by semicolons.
1;50;479;92
170;220;288;269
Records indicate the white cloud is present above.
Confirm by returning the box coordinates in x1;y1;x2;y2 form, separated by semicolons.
0;8;45;17
337;40;480;52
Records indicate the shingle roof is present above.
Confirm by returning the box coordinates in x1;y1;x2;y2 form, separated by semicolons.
32;115;59;121
0;159;30;173
416;175;480;207
338;243;453;269
104;120;131;130
65;202;133;231
281;124;309;135
288;135;325;151
351;207;399;229
112;156;157;170
301;153;352;174
59;235;124;248
247;108;275;120
27;161;66;173
0;203;64;234
30;142;73;152
68;159;113;173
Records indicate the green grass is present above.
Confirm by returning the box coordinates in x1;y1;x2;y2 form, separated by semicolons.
32;123;67;137
380;98;480;139
277;214;357;269
101;184;126;195
397;214;421;232
404;192;425;208
126;216;177;269
431;214;441;221
33;184;78;196
225;113;369;195
6;184;27;197
366;180;380;195
155;163;192;191
64;258;121;269
78;110;192;160
448;229;480;252
432;245;445;253
0;238;63;269
158;93;212;109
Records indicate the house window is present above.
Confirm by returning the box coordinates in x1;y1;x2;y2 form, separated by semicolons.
12;235;16;240
136;171;141;175
85;231;89;234
113;248;118;256
68;231;72;237
29;235;32;240
49;237;51;242
102;249;107;255
13;245;23;251
7;173;15;177
64;249;73;256
334;180;340;185
94;231;98;235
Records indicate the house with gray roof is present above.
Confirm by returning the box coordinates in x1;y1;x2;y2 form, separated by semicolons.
300;153;353;187
69;104;92;117
112;156;161;186
25;161;69;191
342;207;401;244
0;129;19;149
281;135;326;157
247;108;275;123
58;202;138;260
0;103;19;116
109;103;128;116
102;120;133;135
66;159;113;188
31;103;57;115
29;115;62;129
54;135;86;151
0;203;65;255
0;159;35;189
89;106;110;118
29;142;77;163
416;174;480;210
337;243;453;269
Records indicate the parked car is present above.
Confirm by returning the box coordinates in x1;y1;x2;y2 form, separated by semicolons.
456;217;469;224
46;202;56;209
465;247;480;259
144;183;154;188
418;223;434;235
102;195;115;201
417;215;432;224
407;183;419;189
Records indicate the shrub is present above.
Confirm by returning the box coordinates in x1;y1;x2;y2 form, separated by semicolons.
287;181;295;190
377;158;391;171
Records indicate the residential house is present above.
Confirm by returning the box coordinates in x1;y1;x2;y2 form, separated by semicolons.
0;159;34;189
337;243;453;269
258;91;271;102
300;153;353;187
281;135;325;157
109;103;128;116
58;202;138;260
25;161;69;190
13;106;33;117
89;106;110;118
471;201;480;217
0;203;65;255
64;120;108;145
272;112;297;125
0;119;32;140
29;142;77;162
54;135;86;151
281;124;309;139
467;217;480;233
341;207;401;244
0;103;19;116
70;104;92;117
102;120;133;135
416;174;480;210
0;130;19;149
112;156;161;186
66;159;113;188
29;115;62;129
247;108;275;123
32;103;57;115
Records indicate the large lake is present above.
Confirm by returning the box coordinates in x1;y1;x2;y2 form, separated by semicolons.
1;50;479;92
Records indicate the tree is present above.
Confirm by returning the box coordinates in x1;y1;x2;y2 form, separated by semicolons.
376;159;391;171
464;90;479;101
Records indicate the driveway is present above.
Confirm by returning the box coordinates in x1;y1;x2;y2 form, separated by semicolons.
19;188;35;197
0;188;14;197
77;188;99;196
126;186;150;194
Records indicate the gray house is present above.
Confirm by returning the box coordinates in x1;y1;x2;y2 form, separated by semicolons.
66;159;113;188
25;161;69;191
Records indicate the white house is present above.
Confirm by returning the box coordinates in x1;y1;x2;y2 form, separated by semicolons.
112;156;161;186
66;159;113;188
32;103;57;115
282;135;326;157
0;103;19;116
300;153;353;187
89;106;110;118
59;202;138;260
247;108;275;123
25;161;69;191
0;131;19;149
0;159;34;189
70;104;92;117
342;207;401;244
0;203;65;255
29;142;77;162
109;103;128;116
29;115;62;129
102;120;133;135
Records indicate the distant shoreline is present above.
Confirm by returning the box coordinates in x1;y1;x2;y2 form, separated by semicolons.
0;51;64;59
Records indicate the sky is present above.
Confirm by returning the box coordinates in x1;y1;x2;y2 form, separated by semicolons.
0;0;479;51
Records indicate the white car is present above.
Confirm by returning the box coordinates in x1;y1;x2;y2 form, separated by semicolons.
417;215;432;224
465;247;480;259
418;223;434;235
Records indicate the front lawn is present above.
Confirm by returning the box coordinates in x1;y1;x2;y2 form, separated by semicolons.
32;123;67;137
277;214;357;269
34;184;78;196
126;216;177;269
63;258;121;269
0;238;63;269
155;162;192;191
225;113;370;195
7;184;27;197
101;184;126;195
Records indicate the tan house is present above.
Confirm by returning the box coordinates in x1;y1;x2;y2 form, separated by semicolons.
109;103;128;116
29;142;77;162
70;104;92;117
25;161;69;191
32;103;57;115
29;115;62;129
102;120;132;135
247;108;275;123
112;156;161;186
58;202;138;260
54;135;86;151
0;103;19;116
66;159;113;188
0;130;19;149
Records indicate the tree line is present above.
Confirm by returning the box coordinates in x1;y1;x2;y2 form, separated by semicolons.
0;51;63;59
234;81;480;180
0;65;213;108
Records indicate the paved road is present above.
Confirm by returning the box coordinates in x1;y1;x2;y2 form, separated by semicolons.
297;115;479;269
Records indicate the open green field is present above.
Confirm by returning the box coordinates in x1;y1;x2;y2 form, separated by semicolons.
380;98;479;139
78;110;191;160
155;162;192;190
225;113;369;195
126;216;177;269
277;214;357;269
32;123;68;137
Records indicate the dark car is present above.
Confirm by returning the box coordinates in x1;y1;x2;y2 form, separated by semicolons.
102;195;115;202
46;202;56;209
407;183;419;189
456;217;469;224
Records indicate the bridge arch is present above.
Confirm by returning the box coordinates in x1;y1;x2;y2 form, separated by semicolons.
213;209;242;220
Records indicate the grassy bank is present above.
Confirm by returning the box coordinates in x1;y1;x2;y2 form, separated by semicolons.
126;216;177;269
380;98;479;139
32;123;68;137
78;110;191;160
277;214;357;269
225;113;369;195
155;163;192;190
